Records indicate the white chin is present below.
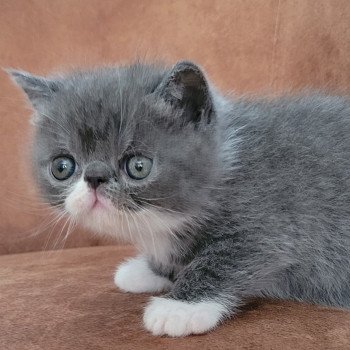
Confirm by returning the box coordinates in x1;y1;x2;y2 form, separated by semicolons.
64;177;190;264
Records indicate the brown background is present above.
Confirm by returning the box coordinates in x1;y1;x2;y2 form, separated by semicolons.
1;0;350;254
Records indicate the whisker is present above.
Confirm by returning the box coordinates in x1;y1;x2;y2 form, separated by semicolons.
124;207;133;244
41;210;67;253
136;198;184;215
39;111;71;136
57;216;76;250
51;216;70;251
127;199;159;260
128;206;150;255
24;209;66;239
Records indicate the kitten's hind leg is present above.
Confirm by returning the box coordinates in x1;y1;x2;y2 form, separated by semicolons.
114;255;173;293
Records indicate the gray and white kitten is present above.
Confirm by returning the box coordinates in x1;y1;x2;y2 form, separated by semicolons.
9;61;350;337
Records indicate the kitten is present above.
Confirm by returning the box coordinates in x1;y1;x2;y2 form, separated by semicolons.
9;61;350;337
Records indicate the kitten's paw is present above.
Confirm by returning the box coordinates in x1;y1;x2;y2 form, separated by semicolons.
114;256;172;293
143;297;226;337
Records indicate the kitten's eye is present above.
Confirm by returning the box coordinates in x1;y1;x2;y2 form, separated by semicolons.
125;156;153;180
51;156;76;180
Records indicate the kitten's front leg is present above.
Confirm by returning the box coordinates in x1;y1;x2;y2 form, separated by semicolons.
143;240;287;337
143;263;233;337
144;296;229;337
114;255;173;293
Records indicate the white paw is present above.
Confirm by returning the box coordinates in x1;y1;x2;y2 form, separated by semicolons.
143;297;226;337
114;255;173;293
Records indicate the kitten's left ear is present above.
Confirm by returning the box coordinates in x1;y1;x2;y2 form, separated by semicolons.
7;69;60;111
155;61;213;124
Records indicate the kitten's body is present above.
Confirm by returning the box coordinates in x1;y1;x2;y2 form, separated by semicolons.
10;61;350;336
212;93;350;307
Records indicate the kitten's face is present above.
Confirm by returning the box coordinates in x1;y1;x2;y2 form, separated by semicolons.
10;62;219;244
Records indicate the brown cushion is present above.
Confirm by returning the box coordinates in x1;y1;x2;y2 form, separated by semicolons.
1;245;349;349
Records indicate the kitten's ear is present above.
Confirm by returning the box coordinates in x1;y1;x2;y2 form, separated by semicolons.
155;61;213;124
6;69;59;111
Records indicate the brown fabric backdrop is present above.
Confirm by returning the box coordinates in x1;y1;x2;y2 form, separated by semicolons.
1;0;350;254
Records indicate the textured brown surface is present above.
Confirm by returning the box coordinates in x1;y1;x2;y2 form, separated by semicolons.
1;0;350;254
0;245;349;350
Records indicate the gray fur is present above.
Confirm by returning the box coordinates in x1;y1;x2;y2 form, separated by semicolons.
9;61;350;321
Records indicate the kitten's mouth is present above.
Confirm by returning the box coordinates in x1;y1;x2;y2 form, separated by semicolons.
91;197;104;210
89;190;110;212
64;179;114;218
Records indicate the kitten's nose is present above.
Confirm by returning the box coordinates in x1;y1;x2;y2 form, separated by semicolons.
84;161;113;189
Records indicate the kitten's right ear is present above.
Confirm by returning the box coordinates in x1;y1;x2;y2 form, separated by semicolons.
6;69;60;111
154;61;213;125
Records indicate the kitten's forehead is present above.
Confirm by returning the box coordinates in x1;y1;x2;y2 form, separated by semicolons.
58;64;165;122
64;64;165;107
43;64;167;158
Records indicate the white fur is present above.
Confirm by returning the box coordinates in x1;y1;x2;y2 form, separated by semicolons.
143;297;226;337
65;177;190;266
65;177;97;215
114;255;173;293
